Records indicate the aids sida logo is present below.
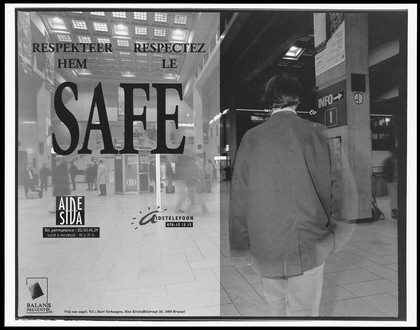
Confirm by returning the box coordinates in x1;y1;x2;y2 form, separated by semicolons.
26;277;53;313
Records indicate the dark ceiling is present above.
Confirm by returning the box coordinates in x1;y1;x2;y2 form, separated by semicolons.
221;11;315;111
220;10;408;116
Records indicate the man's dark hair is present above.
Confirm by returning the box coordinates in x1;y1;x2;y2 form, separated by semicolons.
263;73;303;109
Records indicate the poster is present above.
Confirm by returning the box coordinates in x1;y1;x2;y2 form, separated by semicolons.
5;4;417;327
314;12;346;76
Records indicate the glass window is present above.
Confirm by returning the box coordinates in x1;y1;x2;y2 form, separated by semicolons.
370;115;394;150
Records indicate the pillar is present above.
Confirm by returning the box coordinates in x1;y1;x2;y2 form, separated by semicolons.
314;13;372;221
193;81;204;156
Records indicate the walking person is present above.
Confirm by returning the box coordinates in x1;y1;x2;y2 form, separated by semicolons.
174;152;208;214
85;164;93;190
69;161;78;191
39;163;51;192
383;148;398;219
92;161;98;190
97;160;108;196
49;156;70;213
212;161;218;181
204;159;213;193
229;73;356;317
21;163;36;197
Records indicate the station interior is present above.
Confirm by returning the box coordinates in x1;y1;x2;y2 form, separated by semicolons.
17;10;407;317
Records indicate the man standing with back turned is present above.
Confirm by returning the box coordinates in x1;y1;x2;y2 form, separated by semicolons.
229;73;356;317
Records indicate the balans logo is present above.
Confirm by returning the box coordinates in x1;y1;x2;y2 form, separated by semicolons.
26;277;52;313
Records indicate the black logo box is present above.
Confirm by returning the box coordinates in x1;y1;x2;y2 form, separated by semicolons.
55;196;85;226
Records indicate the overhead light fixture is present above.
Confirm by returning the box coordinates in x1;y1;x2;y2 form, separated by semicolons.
97;37;110;44
283;46;304;60
114;24;129;36
78;36;91;43
112;12;126;19
71;20;88;30
122;71;136;77
90;12;105;16
134;12;147;21
47;17;67;30
171;29;186;42
163;73;178;80
93;22;108;32
57;34;72;42
174;14;188;25
77;69;92;76
154;13;168;23
135;26;148;36
22;121;36;124
154;28;166;37
117;39;130;47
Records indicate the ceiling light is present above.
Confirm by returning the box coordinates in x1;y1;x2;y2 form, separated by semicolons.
154;28;166;37
112;12;126;19
283;46;304;60
117;39;130;47
57;34;72;42
78;36;91;43
93;22;108;32
154;13;168;23
71;20;87;30
114;24;129;36
97;37;110;43
122;71;136;77
91;12;105;16
77;69;92;76
47;17;67;30
119;51;131;56
171;29;186;42
163;73;178;80
135;26;148;35
134;12;147;20
174;14;188;25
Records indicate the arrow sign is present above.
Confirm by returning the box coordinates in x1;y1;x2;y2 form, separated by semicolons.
333;92;344;101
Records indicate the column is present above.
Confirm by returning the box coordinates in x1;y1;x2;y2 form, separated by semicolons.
193;82;204;155
314;13;372;221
